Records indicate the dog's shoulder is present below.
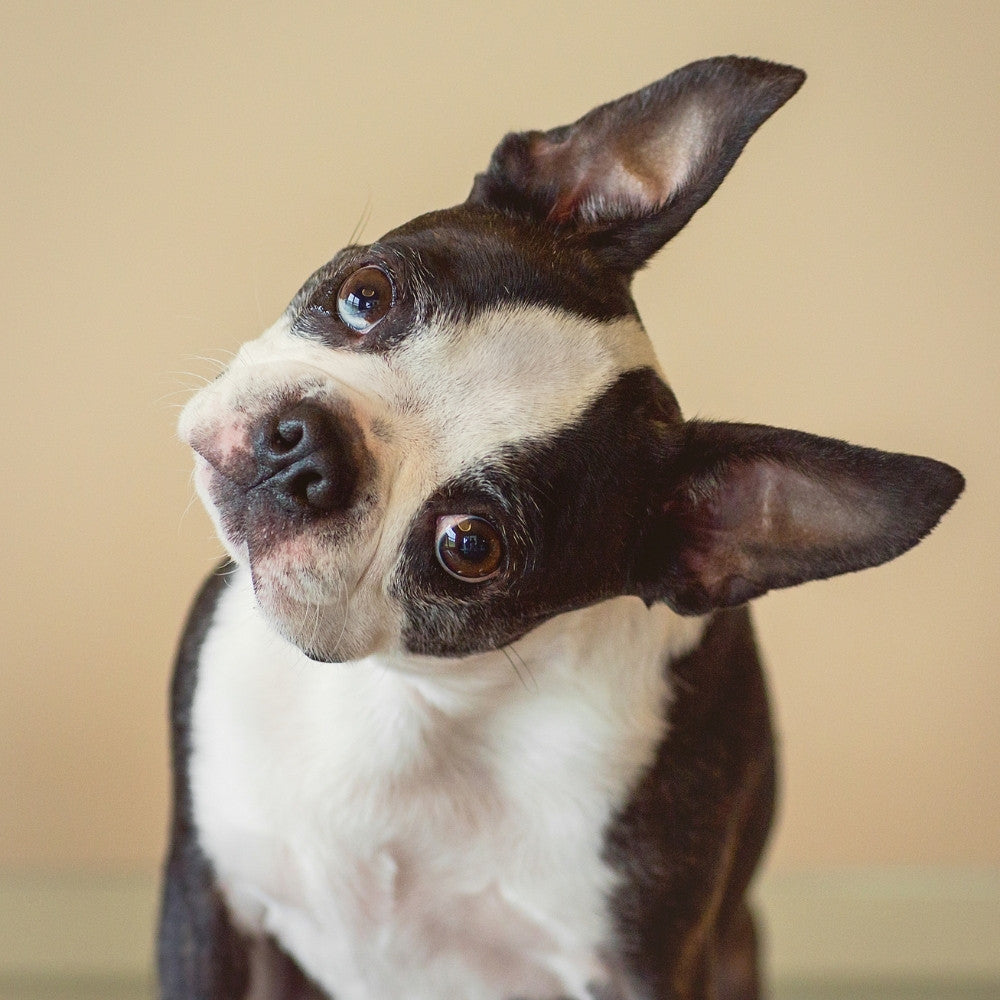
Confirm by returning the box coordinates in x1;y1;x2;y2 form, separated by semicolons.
168;559;235;828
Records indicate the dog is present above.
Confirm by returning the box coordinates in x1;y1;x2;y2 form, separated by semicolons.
161;56;964;1000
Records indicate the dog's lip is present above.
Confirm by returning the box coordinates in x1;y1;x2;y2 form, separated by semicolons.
192;452;213;486
188;429;260;488
191;449;250;491
192;451;240;489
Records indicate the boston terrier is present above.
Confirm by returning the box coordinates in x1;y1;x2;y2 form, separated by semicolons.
161;56;964;1000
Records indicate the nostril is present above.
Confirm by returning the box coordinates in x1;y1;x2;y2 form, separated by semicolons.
254;402;329;472
251;400;360;516
282;465;327;508
270;418;305;455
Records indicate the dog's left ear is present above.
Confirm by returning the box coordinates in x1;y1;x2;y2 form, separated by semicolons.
467;56;805;271
635;421;965;615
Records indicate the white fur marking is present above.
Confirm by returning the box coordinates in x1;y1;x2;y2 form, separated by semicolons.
191;566;706;1000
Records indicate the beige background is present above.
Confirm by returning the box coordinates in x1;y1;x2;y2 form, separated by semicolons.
2;2;997;876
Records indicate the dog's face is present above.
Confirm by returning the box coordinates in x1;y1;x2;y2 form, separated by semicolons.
180;209;666;661
180;57;962;664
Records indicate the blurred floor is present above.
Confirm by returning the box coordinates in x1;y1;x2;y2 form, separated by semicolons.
1;976;998;999
2;870;997;999
0;979;148;1000
776;981;999;1000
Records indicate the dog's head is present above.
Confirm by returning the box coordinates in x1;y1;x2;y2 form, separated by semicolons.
180;57;963;664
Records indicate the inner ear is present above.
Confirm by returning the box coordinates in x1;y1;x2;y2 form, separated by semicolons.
467;56;806;271
637;421;964;615
522;98;709;227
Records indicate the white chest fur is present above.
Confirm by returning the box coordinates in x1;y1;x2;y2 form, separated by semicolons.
190;569;705;1000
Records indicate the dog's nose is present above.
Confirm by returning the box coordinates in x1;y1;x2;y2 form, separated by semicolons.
252;400;359;515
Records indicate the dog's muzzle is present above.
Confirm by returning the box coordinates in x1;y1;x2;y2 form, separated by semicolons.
186;391;374;552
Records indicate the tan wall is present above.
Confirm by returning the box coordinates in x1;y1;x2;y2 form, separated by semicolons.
2;2;997;872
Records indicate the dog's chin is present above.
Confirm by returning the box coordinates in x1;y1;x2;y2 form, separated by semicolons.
275;627;361;665
246;556;389;665
255;590;382;664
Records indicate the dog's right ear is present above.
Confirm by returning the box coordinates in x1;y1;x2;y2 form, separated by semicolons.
634;420;964;615
467;56;805;272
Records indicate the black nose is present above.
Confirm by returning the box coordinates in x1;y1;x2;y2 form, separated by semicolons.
252;400;359;515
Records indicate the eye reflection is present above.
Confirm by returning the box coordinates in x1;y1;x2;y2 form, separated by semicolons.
435;515;504;582
336;266;393;332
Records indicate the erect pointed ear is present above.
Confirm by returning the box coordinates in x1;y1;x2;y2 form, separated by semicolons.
635;421;964;615
467;56;805;271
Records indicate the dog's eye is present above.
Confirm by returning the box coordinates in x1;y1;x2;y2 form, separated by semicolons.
435;515;504;582
337;266;393;332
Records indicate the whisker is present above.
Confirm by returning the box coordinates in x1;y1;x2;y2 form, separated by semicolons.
501;645;533;692
348;197;374;246
177;470;203;535
159;349;236;406
306;597;325;653
331;573;352;656
509;641;537;691
177;492;202;535
159;386;199;400
294;577;318;642
157;386;204;407
166;370;214;388
180;353;232;372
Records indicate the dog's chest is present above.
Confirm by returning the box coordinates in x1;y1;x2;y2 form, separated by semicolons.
189;575;700;999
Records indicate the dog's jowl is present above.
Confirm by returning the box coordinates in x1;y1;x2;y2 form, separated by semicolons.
162;57;963;1000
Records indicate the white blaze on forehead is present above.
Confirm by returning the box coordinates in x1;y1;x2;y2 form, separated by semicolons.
395;305;659;481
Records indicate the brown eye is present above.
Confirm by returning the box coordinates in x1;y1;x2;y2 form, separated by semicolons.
435;515;504;582
337;266;393;332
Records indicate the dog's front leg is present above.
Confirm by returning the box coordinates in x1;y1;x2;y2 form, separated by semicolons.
159;826;329;1000
158;827;252;1000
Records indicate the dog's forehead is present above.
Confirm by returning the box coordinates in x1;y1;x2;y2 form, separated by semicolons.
290;206;639;326
396;306;658;468
376;206;638;322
